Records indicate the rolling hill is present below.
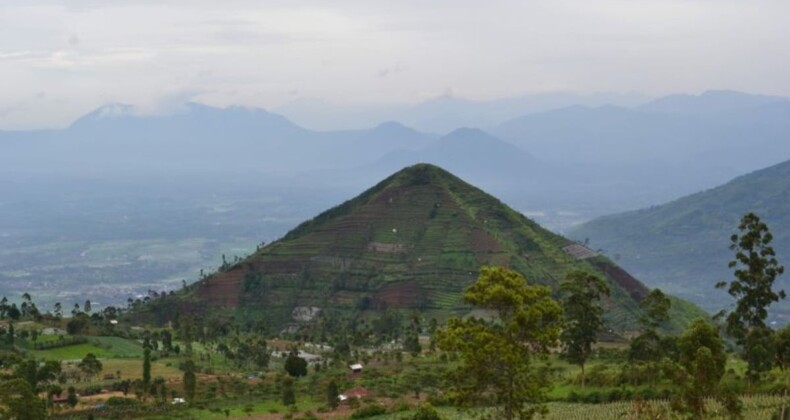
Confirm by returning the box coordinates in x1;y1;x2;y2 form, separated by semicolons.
141;164;704;332
570;159;790;318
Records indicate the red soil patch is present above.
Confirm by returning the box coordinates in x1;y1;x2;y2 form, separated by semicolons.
196;268;245;307
376;281;424;308
592;261;649;301
468;227;505;255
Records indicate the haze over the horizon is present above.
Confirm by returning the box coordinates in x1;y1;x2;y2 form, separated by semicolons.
1;0;789;129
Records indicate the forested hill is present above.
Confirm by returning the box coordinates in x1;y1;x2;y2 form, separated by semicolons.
571;159;790;317
135;164;705;332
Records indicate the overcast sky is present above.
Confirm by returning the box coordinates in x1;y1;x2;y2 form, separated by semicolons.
1;0;789;129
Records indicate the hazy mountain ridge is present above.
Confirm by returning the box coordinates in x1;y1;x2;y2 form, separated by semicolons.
2;90;790;308
637;90;789;115
274;92;650;133
570;159;790;318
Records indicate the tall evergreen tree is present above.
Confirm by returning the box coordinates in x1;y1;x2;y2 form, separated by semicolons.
559;270;609;388
182;360;197;402
326;380;339;410
142;348;152;392
281;376;296;406
716;212;785;381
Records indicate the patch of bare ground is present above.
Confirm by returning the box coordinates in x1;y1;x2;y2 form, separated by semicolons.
197;271;243;307
376;281;423;308
592;260;649;300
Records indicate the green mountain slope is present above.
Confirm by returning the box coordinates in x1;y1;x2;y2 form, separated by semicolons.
570;159;790;317
144;164;703;331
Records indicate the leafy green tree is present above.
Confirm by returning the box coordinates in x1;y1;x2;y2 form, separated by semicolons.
628;289;672;386
671;318;738;419
716;212;785;381
15;360;37;392
404;331;421;356
284;349;308;377
281;376;296;406
46;384;62;412
66;385;78;408
7;304;20;321
78;353;103;379
326;379;339;409
437;266;563;420
37;361;62;387
639;289;671;329
142;348;152;392
559;270;609;388
182;360;197;402
66;316;87;335
161;330;173;353
0;378;46;419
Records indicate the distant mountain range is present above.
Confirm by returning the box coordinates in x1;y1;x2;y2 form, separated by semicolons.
274;92;650;133
138;164;705;331
3;90;790;227
570;158;790;319
492;90;790;175
2;89;790;308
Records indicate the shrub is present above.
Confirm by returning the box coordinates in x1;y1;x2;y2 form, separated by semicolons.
582;391;602;404
350;403;387;419
394;401;411;412
567;391;580;403
581;364;617;387
427;392;451;407
81;385;103;396
638;388;655;400
410;402;444;420
105;397;140;407
607;389;622;402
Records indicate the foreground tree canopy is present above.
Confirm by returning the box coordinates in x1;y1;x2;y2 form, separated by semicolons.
560;270;609;388
717;212;786;381
437;266;563;420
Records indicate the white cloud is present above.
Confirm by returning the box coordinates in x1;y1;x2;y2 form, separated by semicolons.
0;0;789;128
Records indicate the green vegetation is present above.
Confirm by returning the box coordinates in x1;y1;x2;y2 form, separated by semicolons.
718;212;786;382
560;271;609;388
437;267;563;419
2;166;789;419
135;164;705;336
571;159;790;316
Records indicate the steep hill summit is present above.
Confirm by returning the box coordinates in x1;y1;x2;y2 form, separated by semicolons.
155;164;701;330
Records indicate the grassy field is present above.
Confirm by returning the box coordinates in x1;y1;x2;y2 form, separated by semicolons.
31;336;144;360
100;358;183;381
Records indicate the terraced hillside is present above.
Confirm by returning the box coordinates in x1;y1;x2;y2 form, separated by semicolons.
155;164;702;331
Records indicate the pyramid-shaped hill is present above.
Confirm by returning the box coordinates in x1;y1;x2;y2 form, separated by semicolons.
189;164;702;330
